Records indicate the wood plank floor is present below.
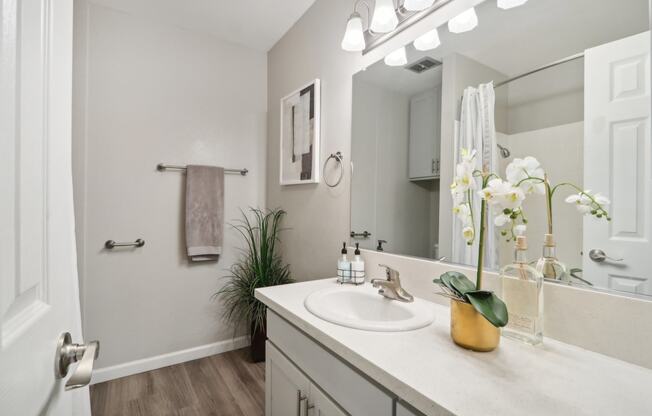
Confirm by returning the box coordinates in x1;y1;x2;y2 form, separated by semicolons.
90;348;265;416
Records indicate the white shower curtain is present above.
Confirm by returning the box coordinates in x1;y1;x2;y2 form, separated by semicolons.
451;82;499;270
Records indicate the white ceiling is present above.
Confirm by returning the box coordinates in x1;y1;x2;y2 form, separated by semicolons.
89;0;317;51
358;0;649;97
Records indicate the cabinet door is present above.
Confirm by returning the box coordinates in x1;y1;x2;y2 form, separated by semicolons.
409;87;441;179
266;341;310;416
310;383;348;416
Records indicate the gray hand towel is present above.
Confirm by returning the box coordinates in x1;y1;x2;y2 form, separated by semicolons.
185;165;224;262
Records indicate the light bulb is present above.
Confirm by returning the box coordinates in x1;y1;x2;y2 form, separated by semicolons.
403;0;435;11
413;27;440;51
341;13;366;51
384;46;407;66
370;0;399;33
448;7;478;33
497;0;528;9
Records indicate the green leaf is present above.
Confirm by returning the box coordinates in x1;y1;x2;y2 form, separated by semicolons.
438;271;476;297
465;290;509;328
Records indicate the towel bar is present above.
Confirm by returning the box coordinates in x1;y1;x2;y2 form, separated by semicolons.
105;239;145;249
157;163;248;176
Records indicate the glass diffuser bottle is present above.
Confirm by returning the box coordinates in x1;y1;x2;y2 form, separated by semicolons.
535;233;568;283
500;236;544;345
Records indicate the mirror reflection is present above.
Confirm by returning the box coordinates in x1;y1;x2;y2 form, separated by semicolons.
350;0;651;297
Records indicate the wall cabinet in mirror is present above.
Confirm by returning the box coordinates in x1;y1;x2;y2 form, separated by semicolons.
409;87;441;180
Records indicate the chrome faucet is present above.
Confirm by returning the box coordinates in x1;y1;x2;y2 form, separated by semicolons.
370;264;414;303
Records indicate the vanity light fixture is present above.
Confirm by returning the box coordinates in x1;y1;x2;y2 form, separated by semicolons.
341;12;366;51
384;46;408;66
370;0;399;33
403;0;435;12
413;27;440;51
497;0;528;10
447;7;478;33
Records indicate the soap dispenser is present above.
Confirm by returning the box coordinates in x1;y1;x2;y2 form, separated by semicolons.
337;242;351;283
351;243;365;284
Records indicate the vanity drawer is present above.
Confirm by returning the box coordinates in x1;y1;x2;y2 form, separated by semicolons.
267;310;394;416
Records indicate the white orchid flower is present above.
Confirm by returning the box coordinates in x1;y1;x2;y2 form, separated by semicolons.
494;213;510;227
565;190;610;217
506;156;545;194
453;160;476;193
451;148;478;195
594;193;611;205
460;148;477;164
514;224;527;236
453;203;471;224
479;179;525;210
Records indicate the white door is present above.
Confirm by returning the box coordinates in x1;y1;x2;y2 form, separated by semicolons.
584;31;652;295
309;383;348;416
409;87;441;179
0;0;89;415
266;342;310;416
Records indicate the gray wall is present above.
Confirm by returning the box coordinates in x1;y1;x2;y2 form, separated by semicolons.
350;80;433;258
266;0;482;281
73;1;267;369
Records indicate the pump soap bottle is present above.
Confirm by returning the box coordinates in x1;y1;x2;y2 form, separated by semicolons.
351;243;365;284
337;242;351;283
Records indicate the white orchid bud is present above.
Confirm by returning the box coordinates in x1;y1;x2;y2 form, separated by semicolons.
462;226;475;242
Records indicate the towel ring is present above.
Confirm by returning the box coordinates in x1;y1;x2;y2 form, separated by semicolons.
323;152;344;188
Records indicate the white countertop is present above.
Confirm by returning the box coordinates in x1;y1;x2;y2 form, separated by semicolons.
255;278;652;416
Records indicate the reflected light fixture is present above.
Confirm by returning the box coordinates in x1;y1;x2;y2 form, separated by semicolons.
403;0;435;12
448;7;478;33
384;46;407;66
413;27;440;51
341;12;366;51
370;0;399;33
497;0;528;9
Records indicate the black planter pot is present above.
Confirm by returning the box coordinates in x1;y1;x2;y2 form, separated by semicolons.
250;321;267;362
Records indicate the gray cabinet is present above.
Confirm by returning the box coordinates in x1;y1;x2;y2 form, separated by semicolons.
409;87;442;180
266;342;348;416
266;310;394;416
265;341;310;416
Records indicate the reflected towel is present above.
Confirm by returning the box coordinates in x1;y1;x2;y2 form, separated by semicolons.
185;165;224;262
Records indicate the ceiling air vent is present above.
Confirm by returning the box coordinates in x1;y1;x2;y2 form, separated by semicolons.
406;57;442;74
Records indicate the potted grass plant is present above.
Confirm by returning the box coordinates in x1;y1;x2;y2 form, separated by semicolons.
214;208;293;362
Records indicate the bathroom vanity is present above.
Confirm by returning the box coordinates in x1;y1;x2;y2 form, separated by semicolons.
256;279;652;416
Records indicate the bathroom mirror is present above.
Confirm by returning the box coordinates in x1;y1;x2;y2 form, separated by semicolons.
350;0;652;298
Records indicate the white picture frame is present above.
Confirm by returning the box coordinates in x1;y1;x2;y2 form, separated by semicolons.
279;79;321;185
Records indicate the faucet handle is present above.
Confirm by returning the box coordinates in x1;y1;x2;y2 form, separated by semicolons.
378;264;399;281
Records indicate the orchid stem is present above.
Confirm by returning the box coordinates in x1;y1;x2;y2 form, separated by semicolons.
545;176;553;234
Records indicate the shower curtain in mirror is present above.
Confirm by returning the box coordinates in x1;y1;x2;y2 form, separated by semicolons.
451;82;499;270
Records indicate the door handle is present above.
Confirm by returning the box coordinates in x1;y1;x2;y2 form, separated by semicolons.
55;332;100;390
296;390;307;416
588;249;623;263
303;398;315;415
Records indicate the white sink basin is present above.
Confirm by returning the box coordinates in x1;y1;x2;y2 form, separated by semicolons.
304;283;435;332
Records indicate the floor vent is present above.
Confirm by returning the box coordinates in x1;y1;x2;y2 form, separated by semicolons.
406;57;442;73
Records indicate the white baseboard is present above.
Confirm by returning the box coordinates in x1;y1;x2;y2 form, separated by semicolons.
91;336;250;385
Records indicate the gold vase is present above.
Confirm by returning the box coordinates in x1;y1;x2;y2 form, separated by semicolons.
450;299;500;352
